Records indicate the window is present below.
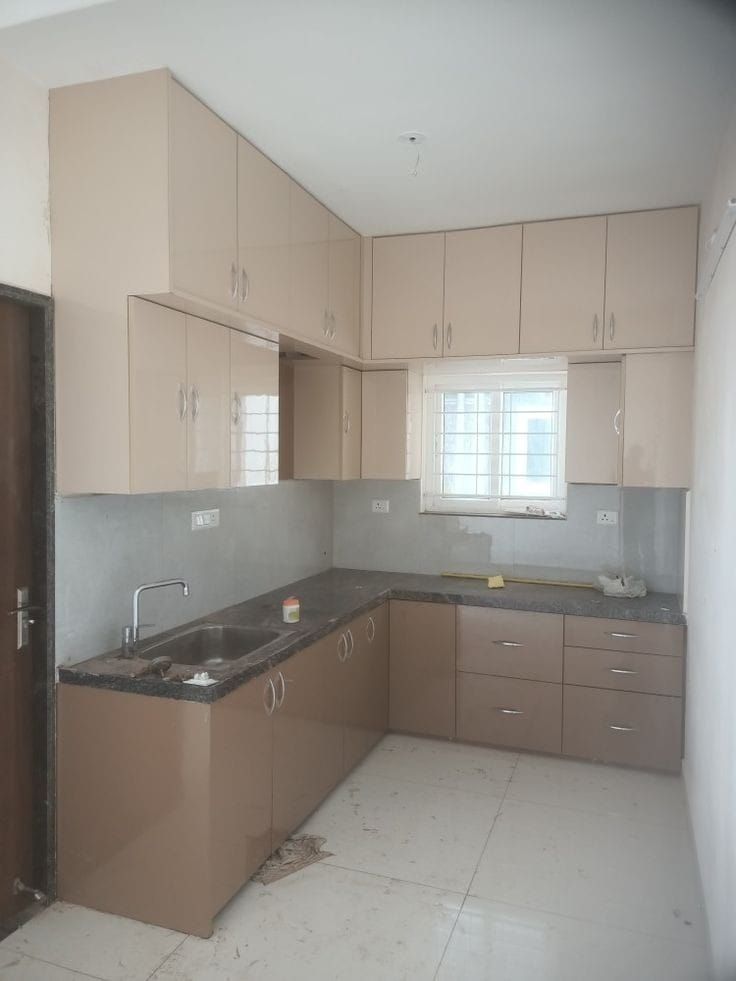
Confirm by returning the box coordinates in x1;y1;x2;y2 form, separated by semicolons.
422;360;567;517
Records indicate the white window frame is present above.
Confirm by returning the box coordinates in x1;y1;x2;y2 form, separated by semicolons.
421;358;568;518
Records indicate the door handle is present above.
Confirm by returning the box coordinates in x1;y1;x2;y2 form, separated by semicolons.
240;268;249;303
609;723;637;733
346;629;354;658
446;322;453;350
337;633;348;662
190;385;200;421
231;393;241;426
177;383;188;422
608;313;615;342
609;668;638;675
230;262;238;301
613;409;622;436
275;670;286;708
592;314;599;343
496;707;524;716
263;677;276;716
432;323;438;350
492;640;524;648
366;616;375;643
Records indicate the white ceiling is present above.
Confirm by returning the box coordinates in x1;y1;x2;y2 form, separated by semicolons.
2;0;736;236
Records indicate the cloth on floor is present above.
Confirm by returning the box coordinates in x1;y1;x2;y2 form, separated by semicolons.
253;835;333;885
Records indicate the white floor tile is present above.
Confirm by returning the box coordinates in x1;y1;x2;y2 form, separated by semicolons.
0;947;104;980
507;754;688;825
0;902;183;981
301;771;502;892
436;898;711;981
151;863;462;981
355;733;518;796
470;799;707;946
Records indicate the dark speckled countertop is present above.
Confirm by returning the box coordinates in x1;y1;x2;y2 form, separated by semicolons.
58;568;686;703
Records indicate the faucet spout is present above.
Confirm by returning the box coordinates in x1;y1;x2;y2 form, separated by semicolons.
126;578;191;652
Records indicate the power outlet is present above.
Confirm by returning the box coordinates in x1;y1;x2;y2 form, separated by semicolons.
371;499;390;515
191;508;220;530
596;510;619;527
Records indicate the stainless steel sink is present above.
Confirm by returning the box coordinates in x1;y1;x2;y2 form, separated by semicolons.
137;624;281;668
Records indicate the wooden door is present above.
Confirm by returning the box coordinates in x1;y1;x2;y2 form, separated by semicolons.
604;207;697;350
444;225;521;356
0;300;35;920
237;137;290;328
230;330;279;488
343;605;389;774
289;181;329;342
272;635;344;849
186;316;230;490
389;600;456;738
129;299;188;493
565;362;622;484
328;214;360;355
520;216;606;354
340;367;362;480
371;233;445;359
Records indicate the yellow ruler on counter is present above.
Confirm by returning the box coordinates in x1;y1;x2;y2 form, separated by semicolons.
441;571;596;590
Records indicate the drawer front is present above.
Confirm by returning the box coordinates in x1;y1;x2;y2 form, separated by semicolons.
564;616;684;657
562;686;682;772
457;672;562;754
457;607;563;683
564;647;683;697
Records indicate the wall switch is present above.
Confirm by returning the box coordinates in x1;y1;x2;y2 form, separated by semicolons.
191;508;220;530
596;510;619;527
371;499;390;515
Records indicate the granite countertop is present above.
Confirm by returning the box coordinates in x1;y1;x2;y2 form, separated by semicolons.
58;568;686;704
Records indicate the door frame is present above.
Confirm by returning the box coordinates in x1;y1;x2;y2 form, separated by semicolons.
0;283;55;907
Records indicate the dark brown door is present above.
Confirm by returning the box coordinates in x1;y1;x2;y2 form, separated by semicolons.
0;300;34;919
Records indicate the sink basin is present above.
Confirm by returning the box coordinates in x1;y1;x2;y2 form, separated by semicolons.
137;624;281;668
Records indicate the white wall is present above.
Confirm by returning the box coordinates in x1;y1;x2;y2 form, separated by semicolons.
684;101;736;980
0;55;50;294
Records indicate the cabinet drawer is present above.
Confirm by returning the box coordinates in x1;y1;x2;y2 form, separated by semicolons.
564;647;683;697
564;616;684;657
457;607;563;682
457;673;562;754
562;686;682;772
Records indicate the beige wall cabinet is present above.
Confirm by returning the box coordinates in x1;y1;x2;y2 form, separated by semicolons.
622;352;693;488
289;181;330;344
389;600;456;738
604;208;697;350
293;363;362;480
230;330;280;488
328;214;360;356
342;604;390;774
565;362;622;485
186;315;230;491
361;369;422;480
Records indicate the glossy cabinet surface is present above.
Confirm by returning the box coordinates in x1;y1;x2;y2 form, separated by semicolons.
342;604;389;773
564;647;683;697
289;180;330;343
328;214;360;355
230;330;279;487
565;361;622;485
361;369;422;480
341;366;362;479
293;363;362;480
457;673;563;753
457;607;563;683
186;315;230;490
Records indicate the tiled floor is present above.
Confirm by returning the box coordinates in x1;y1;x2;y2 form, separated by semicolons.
0;735;712;980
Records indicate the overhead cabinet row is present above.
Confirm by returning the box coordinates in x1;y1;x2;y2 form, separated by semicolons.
370;207;697;360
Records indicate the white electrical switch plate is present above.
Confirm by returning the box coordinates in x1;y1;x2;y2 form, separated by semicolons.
596;510;619;526
191;508;220;530
371;499;390;514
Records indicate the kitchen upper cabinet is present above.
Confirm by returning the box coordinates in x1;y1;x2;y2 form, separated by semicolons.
327;214;360;356
372;233;445;359
293;364;362;480
622;352;693;488
361;369;422;480
565;362;622;485
237;137;290;328
289;181;330;343
186;315;230;490
230;330;279;488
169;80;238;310
342;604;389;774
443;225;522;357
520;216;607;354
604;207;697;350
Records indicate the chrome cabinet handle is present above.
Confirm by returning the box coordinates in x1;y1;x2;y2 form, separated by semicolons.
609;723;637;733
446;322;453;350
231;393;241;426
337;633;348;662
608;313;615;342
613;409;622;436
609;668;638;675
366;616;375;643
275;670;286;708
323;310;330;336
263;677;276;716
593;314;599;343
607;631;637;639
346;629;354;658
240;268;249;303
343;411;350;434
329;312;336;340
496;707;524;716
190;385;200;421
177;383;188;422
432;323;438;350
230;262;238;300
493;640;524;648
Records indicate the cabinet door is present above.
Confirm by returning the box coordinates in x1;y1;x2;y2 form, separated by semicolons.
457;674;562;753
328;214;360;355
230;331;279;487
292;364;342;480
343;604;389;774
289;181;329;342
444;225;521;357
622;352;693;488
210;674;274;912
389;600;456;738
237;137;291;328
186;315;230;490
272;635;343;849
362;371;407;479
129;299;188;493
169;81;238;310
520;217;606;354
341;367;362;480
372;233;445;359
565;362;622;484
604;207;697;350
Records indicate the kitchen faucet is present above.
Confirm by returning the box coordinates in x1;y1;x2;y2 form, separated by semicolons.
122;579;190;654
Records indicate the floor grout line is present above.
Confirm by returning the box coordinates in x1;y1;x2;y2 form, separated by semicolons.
144;934;189;980
316;858;468;897
0;949;107;980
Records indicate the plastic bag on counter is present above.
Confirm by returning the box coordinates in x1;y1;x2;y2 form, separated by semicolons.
597;574;648;598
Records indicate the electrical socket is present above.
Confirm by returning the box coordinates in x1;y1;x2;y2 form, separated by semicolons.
596;509;619;527
191;508;220;530
371;499;390;515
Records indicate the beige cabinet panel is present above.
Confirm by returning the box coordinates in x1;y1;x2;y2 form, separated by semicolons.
372;233;445;359
563;647;683;697
341;366;362;479
622;352;693;488
456;607;564;683
604;208;697;350
444;225;521;356
289;181;329;342
230;331;279;488
520;216;606;354
457;673;562;754
169;80;238;310
237;137;290;328
129;299;188;493
343;604;389;774
328;214;360;356
361;369;422;480
564;615;685;657
293;363;361;480
186;316;230;490
565;362;622;484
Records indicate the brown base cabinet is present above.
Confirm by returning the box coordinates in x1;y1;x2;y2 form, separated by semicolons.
342;605;389;773
457;673;563;754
